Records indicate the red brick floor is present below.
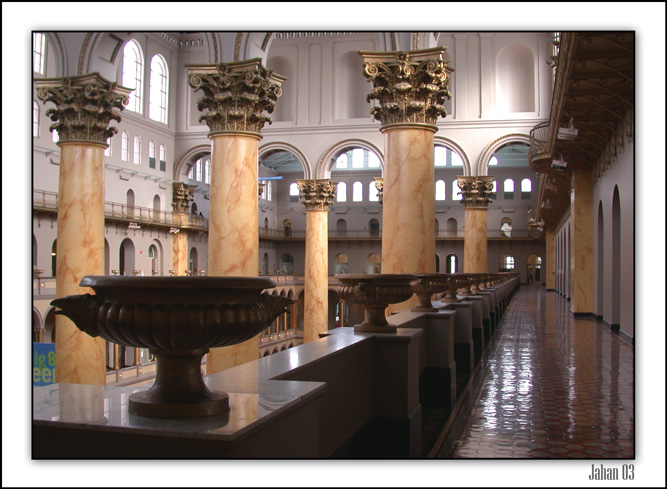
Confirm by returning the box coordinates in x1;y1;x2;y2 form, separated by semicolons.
433;286;634;459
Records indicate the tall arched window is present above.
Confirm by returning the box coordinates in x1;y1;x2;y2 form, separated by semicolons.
499;254;515;271
336;182;347;202
159;144;166;172
367;253;381;274
335;153;348;169
133;136;141;165
122;40;144;114
369;218;380;237
149;54;169;123
121;132;129;161
435;180;446;200
289;182;299;202
503;179;515;199
126;189;135;217
369;182;379;202
33;33;46;74
148;244;159;275
149;140;156;169
352;181;363;202
33;101;40;137
189;247;198;274
452;180;462;200
335;254;349;274
521;178;532;199
446;254;458;273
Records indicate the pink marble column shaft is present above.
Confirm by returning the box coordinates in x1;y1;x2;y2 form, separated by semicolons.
206;133;260;373
55;143;107;385
463;208;488;273
171;227;189;276
304;209;329;342
570;167;594;312
545;227;556;290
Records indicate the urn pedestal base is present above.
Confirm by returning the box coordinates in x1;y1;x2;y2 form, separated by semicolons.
128;348;230;418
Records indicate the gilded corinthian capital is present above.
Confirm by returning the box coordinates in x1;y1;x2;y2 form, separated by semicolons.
296;179;337;211
457;176;495;209
359;48;454;128
35;73;132;146
187;59;286;135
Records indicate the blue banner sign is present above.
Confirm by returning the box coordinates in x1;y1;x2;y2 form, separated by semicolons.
33;343;56;386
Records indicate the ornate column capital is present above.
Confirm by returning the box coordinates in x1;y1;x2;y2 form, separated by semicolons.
296;179;337;211
457;176;495;209
35;73;132;146
359;48;454;129
374;177;384;205
172;182;197;213
186;59;286;136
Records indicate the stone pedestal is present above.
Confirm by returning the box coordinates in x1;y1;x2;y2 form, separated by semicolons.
36;73;131;385
440;301;474;373
297;180;337;343
188;60;285;373
360;48;453;313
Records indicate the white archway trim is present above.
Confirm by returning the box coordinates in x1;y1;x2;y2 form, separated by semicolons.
477;133;530;176
433;136;472;176
316;139;385;179
258;141;312;179
173;144;211;181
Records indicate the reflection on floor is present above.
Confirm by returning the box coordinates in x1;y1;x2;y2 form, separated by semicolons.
431;286;634;459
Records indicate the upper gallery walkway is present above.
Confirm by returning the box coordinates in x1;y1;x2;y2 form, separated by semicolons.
432;285;634;459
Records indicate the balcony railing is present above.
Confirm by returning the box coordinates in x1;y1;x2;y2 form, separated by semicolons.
33;189;207;230
528;121;552;164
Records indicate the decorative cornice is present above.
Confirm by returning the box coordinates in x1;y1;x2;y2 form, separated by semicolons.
36;73;132;146
187;59;286;135
457;176;495;209
172;182;197;213
296;179;337;211
360;48;453;127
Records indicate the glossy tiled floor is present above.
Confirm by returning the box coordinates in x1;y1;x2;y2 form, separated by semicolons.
434;286;634;459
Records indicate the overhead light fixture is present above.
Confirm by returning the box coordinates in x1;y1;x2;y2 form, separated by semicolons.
557;117;578;140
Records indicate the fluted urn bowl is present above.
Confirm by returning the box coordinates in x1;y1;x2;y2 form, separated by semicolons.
336;273;416;333
440;274;472;302
410;274;453;312
51;276;292;419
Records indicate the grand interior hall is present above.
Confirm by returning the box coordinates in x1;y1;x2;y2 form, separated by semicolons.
4;2;666;488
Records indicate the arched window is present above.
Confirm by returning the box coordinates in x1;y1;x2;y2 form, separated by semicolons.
503;179;515;199
521;178;532;199
369;181;379;202
122;40;144;114
434;145;464;167
105;138;112;157
369;218;380;237
133;136;141;165
435;180;446;200
149;140;156;169
335;254;349;274
149;54;169;124
447;218;457;237
126;189;135;217
446;254;458;273
280;253;294;273
289;182;299;203
336;218;347;236
33;101;39;137
189;247;198;274
352;181;363;202
501;217;512;237
452;180;462;200
489;156;498;166
368;152;380;168
336;182;347;202
367;253;381;274
499;254;515;271
335;153;348;169
148;244;159;275
121;132;129;161
159;144;166;172
33;33;46;74
52;129;59;143
491;180;497;198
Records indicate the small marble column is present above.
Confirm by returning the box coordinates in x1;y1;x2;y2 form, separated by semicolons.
297;179;337;343
570;167;594;313
188;60;285;373
37;74;131;385
458;176;495;273
360;48;453;311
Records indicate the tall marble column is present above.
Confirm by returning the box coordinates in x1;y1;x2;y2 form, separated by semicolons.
297;180;337;342
188;60;285;373
545;227;556;290
170;182;196;275
360;48;453;311
570;167;594;313
458;176;495;273
36;73;131;385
